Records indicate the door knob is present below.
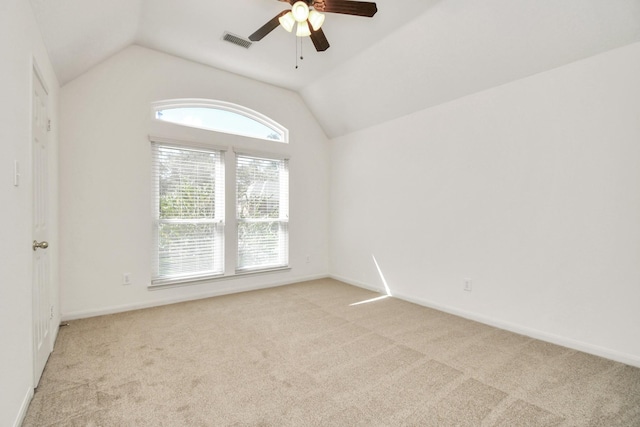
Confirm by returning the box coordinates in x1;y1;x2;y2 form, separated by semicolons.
33;240;49;251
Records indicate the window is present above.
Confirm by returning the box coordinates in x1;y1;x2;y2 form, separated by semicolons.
151;143;225;285
236;154;289;272
150;99;290;287
153;99;288;143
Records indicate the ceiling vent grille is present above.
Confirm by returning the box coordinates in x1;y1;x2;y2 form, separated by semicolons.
222;32;252;49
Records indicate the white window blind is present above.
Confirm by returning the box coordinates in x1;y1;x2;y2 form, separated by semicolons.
236;154;289;272
151;143;225;284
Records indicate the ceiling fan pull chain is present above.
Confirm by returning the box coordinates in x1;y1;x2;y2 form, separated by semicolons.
295;35;305;69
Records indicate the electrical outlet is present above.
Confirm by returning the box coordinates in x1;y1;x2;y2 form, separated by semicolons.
122;273;132;285
464;278;472;292
305;254;311;263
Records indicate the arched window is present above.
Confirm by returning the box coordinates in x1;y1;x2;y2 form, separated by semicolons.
152;99;288;143
150;99;290;287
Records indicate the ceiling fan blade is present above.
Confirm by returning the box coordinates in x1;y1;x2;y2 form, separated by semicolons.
310;27;330;51
314;0;377;17
249;10;289;41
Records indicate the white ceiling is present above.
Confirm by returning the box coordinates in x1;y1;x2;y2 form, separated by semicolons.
30;0;436;89
30;0;640;138
303;0;640;137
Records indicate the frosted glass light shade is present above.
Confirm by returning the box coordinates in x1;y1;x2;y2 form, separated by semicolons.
278;11;295;32
296;20;311;37
292;1;309;22
308;10;325;31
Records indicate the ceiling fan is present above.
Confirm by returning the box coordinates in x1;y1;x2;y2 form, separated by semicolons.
249;0;378;52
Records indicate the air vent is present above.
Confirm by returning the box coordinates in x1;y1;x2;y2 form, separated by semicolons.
222;32;252;49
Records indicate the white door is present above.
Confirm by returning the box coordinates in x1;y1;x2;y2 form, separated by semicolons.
32;70;52;387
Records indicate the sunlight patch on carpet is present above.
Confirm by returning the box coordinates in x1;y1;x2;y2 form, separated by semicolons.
349;295;390;306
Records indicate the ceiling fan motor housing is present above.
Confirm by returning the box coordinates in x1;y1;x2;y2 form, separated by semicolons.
250;0;377;51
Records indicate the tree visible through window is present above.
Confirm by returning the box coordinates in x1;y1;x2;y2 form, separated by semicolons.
236;154;289;272
152;144;225;283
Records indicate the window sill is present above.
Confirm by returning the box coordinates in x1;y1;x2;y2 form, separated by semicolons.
148;266;291;290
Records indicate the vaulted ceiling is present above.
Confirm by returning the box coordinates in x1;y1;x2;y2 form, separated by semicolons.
30;0;640;138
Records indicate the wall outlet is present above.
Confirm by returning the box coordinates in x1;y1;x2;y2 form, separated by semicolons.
464;278;472;292
122;273;132;285
306;254;311;263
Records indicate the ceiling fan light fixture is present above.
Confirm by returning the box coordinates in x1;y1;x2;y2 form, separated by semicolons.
296;20;311;37
248;0;377;52
278;11;295;32
292;1;310;22
308;9;325;31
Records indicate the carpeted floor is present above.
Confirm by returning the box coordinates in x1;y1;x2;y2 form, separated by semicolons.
23;279;640;426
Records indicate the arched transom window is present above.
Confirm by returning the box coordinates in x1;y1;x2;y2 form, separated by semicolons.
152;99;288;143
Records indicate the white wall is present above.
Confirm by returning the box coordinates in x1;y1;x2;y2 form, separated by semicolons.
59;45;329;319
330;42;640;367
0;1;59;426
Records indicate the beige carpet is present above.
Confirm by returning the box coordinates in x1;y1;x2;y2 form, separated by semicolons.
23;279;640;426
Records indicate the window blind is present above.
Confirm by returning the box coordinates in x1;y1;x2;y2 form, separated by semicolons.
236;154;289;272
151;143;225;284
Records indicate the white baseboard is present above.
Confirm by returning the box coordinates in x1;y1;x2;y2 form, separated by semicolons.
13;386;34;427
329;274;385;294
61;271;640;368
330;274;640;368
61;273;329;321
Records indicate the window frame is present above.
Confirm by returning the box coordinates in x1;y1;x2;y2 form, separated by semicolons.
235;152;290;274
149;100;291;289
151;99;289;144
150;141;227;287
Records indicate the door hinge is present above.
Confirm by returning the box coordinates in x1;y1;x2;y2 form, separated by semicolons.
47;119;51;132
